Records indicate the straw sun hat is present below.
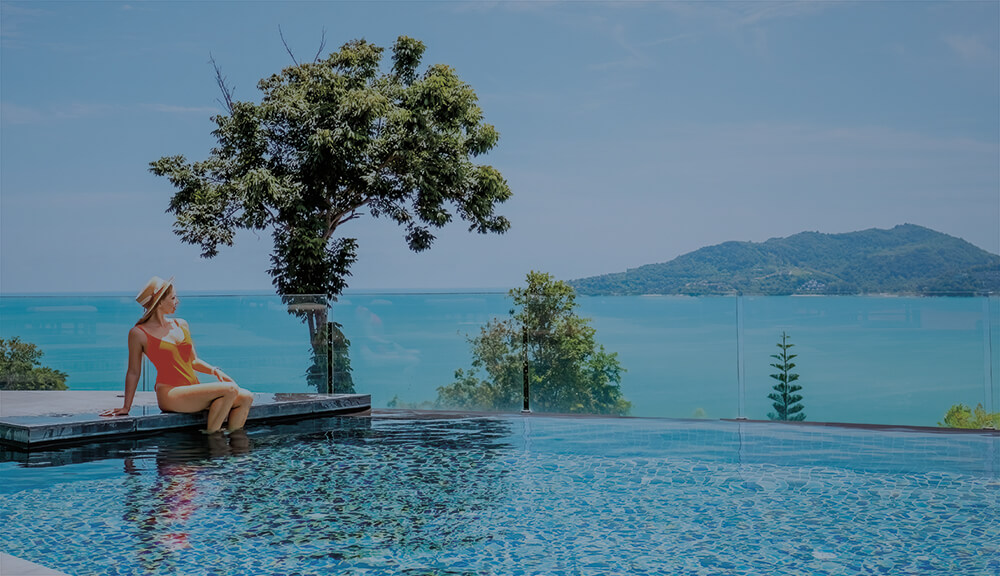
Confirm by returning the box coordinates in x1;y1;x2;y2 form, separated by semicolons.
136;276;174;324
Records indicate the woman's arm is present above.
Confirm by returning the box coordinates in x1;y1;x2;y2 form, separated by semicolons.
192;358;234;382
101;327;144;417
181;318;235;382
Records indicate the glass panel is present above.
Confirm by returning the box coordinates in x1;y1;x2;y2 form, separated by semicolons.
987;294;999;420
742;294;990;427
519;293;739;419
0;295;136;391
331;291;510;409
580;295;740;419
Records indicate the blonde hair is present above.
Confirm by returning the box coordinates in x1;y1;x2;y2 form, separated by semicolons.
136;284;174;326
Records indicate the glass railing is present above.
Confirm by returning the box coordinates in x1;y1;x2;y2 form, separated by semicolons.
526;294;740;419
741;294;999;426
1;291;996;429
330;291;512;407
0;294;327;394
333;290;997;428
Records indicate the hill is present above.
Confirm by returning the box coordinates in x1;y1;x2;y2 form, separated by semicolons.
570;224;1000;296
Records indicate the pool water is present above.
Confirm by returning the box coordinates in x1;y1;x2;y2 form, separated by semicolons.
1;415;998;576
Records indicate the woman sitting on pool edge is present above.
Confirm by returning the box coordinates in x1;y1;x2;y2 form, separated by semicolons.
102;276;254;433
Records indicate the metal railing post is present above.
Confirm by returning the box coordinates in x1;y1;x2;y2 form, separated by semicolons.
736;293;747;420
327;320;334;394
521;326;531;413
983;295;995;427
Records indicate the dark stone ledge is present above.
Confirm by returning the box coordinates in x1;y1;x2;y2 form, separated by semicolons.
0;391;371;449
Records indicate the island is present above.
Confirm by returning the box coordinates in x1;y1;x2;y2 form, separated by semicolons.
570;224;999;296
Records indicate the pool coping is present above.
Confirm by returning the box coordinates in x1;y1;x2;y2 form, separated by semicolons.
369;408;1000;435
0;552;69;576
0;390;371;449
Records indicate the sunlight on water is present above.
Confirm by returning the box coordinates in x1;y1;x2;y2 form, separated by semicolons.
1;416;997;576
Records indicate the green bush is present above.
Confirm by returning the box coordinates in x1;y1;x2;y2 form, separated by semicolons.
0;338;68;390
939;403;1000;429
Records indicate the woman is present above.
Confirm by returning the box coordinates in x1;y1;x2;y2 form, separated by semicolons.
102;276;254;433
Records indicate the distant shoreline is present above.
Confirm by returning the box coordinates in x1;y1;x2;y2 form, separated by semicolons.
2;290;993;299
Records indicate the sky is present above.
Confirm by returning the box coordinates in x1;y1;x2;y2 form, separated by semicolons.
1;0;998;294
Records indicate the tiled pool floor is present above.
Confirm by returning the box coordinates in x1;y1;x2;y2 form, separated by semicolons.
1;415;997;576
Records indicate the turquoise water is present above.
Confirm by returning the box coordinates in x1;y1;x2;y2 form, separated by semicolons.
1;293;997;426
1;415;997;575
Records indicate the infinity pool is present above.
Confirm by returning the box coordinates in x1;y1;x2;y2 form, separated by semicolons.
1;415;998;575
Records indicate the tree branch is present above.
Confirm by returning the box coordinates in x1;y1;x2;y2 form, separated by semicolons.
209;53;235;114
313;27;327;63
279;25;299;66
324;201;369;241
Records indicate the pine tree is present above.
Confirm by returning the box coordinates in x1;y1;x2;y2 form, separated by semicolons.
767;331;805;421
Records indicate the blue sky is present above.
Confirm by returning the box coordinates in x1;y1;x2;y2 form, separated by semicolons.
2;1;997;293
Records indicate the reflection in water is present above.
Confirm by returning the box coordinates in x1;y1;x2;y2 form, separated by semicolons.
104;417;514;574
122;429;252;573
215;418;515;565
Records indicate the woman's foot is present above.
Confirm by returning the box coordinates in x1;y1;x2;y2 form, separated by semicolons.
227;428;250;453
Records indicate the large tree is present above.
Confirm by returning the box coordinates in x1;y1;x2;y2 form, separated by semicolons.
150;36;512;391
438;272;630;415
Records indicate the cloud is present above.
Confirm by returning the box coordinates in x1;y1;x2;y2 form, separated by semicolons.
447;0;556;14
661;0;829;29
596;1;832;69
0;100;118;124
0;101;221;125
734;1;827;27
646;32;698;47
0;100;45;124
144;103;222;115
943;34;993;62
0;2;49;40
590;22;653;71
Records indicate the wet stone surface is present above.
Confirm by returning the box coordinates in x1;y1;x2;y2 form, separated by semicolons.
0;392;370;447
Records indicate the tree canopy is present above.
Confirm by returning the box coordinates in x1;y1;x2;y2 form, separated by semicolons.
437;272;630;415
150;35;510;298
149;36;512;390
0;338;68;391
939;403;1000;429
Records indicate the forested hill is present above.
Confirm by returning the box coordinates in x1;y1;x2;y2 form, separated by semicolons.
570;224;1000;296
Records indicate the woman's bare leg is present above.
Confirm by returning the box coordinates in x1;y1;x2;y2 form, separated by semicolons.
227;388;254;431
227;428;249;453
157;382;239;433
205;395;236;432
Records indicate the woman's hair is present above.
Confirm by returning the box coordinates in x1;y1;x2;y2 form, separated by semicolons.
136;284;174;326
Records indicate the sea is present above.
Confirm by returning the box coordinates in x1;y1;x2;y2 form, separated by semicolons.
1;291;997;427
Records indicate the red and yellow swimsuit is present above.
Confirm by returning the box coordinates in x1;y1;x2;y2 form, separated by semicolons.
138;319;199;388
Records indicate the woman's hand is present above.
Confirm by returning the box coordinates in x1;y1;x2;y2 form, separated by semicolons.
101;406;131;417
212;367;235;383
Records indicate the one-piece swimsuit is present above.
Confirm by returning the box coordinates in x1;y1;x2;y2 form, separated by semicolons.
138;319;199;388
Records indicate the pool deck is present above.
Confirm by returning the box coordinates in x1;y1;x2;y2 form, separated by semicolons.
0;552;69;576
0;390;371;449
